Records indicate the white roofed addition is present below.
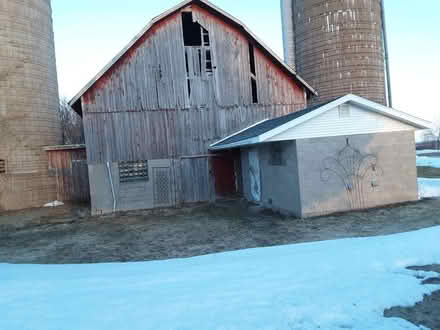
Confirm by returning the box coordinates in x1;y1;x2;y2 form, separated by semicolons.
210;94;432;150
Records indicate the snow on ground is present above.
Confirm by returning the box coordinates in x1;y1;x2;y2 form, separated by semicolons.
416;149;440;155
417;156;440;168
43;200;65;208
1;228;440;330
416;149;440;168
418;149;440;155
417;151;440;198
418;178;440;199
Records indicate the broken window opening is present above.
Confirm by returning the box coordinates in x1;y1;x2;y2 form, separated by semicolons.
182;12;214;102
182;12;202;46
182;12;213;76
249;42;256;76
205;50;213;73
251;78;258;104
202;28;210;46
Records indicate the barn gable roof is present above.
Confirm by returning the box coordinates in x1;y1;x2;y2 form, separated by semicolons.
209;94;432;150
69;0;316;115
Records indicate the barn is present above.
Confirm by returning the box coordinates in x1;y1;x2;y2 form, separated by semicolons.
69;0;316;215
210;94;431;218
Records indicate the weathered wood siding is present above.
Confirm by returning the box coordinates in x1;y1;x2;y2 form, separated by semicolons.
47;148;90;203
81;4;307;164
180;156;215;203
79;4;308;212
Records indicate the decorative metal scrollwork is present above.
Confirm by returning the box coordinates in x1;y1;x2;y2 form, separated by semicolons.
320;138;383;210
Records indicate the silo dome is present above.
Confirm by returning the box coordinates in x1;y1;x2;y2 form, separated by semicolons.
281;0;389;106
0;0;61;210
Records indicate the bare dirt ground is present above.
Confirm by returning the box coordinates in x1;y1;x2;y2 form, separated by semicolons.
1;198;439;328
418;166;440;179
417;152;440;179
420;152;440;158
384;265;440;330
1;198;440;264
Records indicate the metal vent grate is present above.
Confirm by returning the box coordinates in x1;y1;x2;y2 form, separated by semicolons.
153;168;171;206
119;161;149;182
0;160;6;174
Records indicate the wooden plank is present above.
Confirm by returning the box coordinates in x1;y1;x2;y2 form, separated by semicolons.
72;160;90;202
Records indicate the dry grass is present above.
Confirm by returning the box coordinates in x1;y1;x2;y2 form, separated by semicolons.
418;166;440;179
384;265;440;330
1;198;440;264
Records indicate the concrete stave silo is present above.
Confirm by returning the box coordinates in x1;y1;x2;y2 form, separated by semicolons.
281;0;389;106
0;0;61;210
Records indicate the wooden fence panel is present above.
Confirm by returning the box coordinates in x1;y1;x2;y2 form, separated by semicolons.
180;157;214;204
45;147;90;203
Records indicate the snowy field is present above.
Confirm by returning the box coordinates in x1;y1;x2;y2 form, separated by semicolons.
418;178;440;199
1;227;440;330
416;156;440;169
416;149;440;155
416;148;440;169
417;151;440;199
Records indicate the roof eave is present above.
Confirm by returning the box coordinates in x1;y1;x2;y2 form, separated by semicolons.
346;94;432;130
209;137;260;151
209;94;433;149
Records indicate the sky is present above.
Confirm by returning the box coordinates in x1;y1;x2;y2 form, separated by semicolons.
52;0;440;121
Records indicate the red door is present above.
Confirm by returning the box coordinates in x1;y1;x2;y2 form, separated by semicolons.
211;153;238;197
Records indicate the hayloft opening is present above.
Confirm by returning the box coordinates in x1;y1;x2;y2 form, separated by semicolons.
182;12;214;101
182;12;202;46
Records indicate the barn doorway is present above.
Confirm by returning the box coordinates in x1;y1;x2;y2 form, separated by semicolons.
211;151;241;198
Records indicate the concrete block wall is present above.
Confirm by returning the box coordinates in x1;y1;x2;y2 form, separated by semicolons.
296;131;418;217
89;159;175;215
258;141;302;217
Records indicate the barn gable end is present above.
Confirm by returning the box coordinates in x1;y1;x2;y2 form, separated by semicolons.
70;0;313;214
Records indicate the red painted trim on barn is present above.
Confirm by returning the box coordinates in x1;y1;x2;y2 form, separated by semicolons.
83;4;306;106
83;11;181;105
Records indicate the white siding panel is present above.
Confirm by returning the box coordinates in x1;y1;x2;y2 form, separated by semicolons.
267;104;415;142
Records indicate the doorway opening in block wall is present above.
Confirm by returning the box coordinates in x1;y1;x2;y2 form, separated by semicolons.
211;150;242;198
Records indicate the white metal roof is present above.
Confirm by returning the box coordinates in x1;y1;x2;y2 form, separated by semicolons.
69;0;317;111
210;94;433;150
